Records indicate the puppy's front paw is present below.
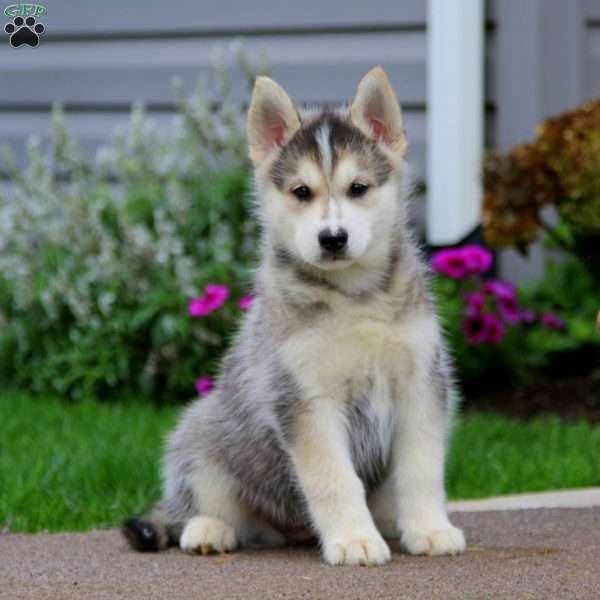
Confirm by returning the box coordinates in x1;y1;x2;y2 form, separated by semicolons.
401;524;465;556
180;515;237;555
323;532;391;566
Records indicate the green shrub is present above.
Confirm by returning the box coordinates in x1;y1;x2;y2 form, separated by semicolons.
0;51;266;401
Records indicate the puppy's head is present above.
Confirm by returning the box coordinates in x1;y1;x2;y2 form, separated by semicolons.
248;67;408;271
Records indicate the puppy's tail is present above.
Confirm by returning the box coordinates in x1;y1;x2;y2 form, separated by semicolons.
121;504;177;552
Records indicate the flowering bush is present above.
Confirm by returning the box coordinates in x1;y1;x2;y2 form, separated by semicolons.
483;99;600;253
0;48;266;401
434;245;600;387
433;245;552;344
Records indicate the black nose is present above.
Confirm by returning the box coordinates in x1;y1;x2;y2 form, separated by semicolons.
318;228;348;254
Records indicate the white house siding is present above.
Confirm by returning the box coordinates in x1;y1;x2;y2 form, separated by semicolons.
0;0;502;186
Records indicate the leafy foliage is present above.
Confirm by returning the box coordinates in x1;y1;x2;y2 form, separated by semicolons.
0;51;265;401
436;254;600;387
483;99;600;251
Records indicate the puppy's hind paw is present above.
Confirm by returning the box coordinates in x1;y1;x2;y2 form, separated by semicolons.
401;525;466;556
180;516;237;555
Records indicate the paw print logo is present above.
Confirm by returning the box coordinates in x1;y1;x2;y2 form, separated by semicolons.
4;15;45;47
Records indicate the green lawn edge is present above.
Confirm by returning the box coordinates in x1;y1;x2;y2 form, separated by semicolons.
2;392;599;533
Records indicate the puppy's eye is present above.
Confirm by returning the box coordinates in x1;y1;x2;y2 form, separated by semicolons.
292;185;312;201
349;182;369;198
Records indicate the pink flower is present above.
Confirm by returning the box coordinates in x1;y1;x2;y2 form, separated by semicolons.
432;245;493;279
482;279;521;325
195;376;214;396
461;245;493;275
541;312;565;330
188;284;230;317
465;291;486;316
238;294;255;311
432;248;470;279
463;313;506;345
463;313;489;345
483;280;516;301
497;297;521;325
486;314;506;344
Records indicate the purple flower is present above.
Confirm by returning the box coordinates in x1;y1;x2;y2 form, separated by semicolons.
486;314;506;344
541;312;565;330
483;280;516;301
432;245;493;279
519;309;536;324
463;313;490;345
482;279;522;325
432;249;470;279
238;294;255;311
188;284;230;317
461;245;493;275
463;313;506;345
497;296;522;325
195;376;214;396
465;291;486;316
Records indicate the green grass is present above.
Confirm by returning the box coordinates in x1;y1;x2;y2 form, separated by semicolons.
447;413;600;498
2;392;600;533
0;392;177;533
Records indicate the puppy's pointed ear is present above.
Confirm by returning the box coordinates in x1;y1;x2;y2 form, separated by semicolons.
247;76;300;166
351;66;407;157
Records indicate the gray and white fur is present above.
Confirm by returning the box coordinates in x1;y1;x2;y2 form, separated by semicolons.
122;66;466;566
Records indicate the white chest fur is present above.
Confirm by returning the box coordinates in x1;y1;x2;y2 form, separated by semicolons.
281;305;439;406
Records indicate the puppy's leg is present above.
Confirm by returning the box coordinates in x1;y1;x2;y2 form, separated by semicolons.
289;402;391;566
368;474;400;540
174;455;286;554
393;355;465;556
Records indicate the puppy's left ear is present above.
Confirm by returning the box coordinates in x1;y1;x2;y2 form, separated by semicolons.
351;66;407;157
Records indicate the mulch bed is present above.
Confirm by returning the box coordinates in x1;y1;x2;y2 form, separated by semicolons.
464;375;600;423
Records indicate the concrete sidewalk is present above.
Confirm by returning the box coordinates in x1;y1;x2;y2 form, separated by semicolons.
1;506;599;600
449;487;600;512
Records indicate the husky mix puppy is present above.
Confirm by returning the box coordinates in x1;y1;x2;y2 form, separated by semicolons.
122;67;466;566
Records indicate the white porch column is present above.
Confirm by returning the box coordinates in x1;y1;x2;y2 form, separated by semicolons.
426;0;484;246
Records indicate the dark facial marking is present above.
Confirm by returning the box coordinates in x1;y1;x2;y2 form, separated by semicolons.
274;245;294;268
327;113;393;186
270;124;321;189
269;112;393;190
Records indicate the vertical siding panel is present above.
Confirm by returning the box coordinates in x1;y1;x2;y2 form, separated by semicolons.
493;0;588;282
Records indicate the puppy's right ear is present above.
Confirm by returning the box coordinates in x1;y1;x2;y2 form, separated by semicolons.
247;77;300;166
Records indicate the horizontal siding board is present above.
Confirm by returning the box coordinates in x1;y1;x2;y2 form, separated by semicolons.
0;32;427;106
0;109;423;139
37;0;425;36
0;62;426;107
0;53;495;108
0;33;427;68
